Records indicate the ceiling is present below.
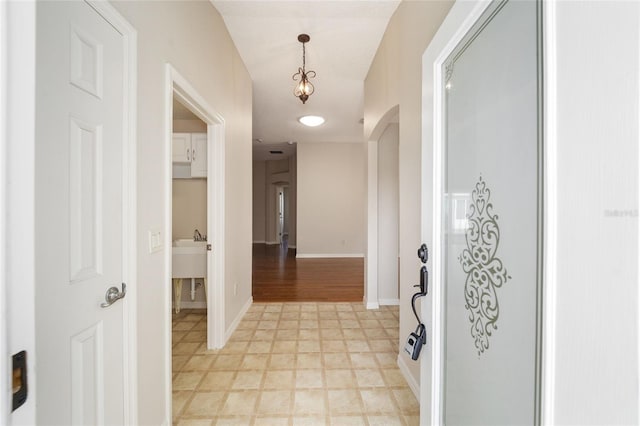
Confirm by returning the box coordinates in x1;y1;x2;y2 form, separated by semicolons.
211;0;401;160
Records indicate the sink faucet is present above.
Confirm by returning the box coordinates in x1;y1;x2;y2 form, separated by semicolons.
193;229;204;241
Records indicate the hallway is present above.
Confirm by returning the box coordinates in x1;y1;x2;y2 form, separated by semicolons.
252;243;364;303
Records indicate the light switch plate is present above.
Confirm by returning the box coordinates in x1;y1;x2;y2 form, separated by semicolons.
148;229;162;253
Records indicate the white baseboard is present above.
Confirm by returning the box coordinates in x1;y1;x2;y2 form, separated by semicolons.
363;295;380;310
253;240;266;244
265;241;279;245
225;297;253;341
288;244;296;249
397;353;420;400
295;253;365;259
379;298;400;306
176;301;206;310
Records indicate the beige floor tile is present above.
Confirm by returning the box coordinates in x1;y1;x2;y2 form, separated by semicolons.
359;320;380;329
173;342;201;355
247;341;272;354
300;312;318;320
183;355;215;371
292;415;328;425
192;322;207;331
327;389;363;415
231;370;264;390
317;304;335;311
329;415;367;425
335;304;354;312
214;354;243;370
342;329;365;340
264;370;295;390
174;322;198;331
237;320;258;330
261;312;281;321
367;415;403;425
322;340;346;353
354;369;385;388
269;353;297;369
320;320;340;329
340;320;360;329
184;391;227;417
257;320;278;330
172;391;193;419
295;369;324;388
241;354;269;370
337;311;357;320
369;340;396;352
253;329;276;341
254;417;289;426
298;329;320;340
404;414;420;426
174;371;205;390
297;340;320;353
173;331;188;342
229;329;255;341
293;389;326;415
256;390;293;415
220;390;260;416
319;311;338;319
281;312;300;320
299;320;319;329
272;340;297;353
375;352;397;368
299;304;318;312
349;353;377;368
275;329;298;340
220;341;249;354
359;389;398;414
183;330;207;342
264;304;283;312
279;320;300;329
212;417;252;426
323;353;351;369
346;340;371;353
173;355;190;371
381;369;408;387
199;371;236;390
283;304;301;312
320;328;343;340
296;353;322;369
325;369;356;389
363;328;387;339
393;388;419;415
176;419;213;426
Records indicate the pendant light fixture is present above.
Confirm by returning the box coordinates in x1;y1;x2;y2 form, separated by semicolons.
292;34;316;104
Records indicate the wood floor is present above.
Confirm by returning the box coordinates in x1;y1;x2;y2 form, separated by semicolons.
252;242;364;302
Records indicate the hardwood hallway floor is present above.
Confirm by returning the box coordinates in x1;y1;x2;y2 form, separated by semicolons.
252;242;364;302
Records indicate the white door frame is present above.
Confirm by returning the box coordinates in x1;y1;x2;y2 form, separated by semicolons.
420;0;552;424
163;63;226;420
365;105;399;309
2;1;138;423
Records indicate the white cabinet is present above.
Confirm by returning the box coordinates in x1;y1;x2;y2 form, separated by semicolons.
172;132;207;178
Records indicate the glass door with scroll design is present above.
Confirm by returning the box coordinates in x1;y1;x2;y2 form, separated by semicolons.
441;0;542;424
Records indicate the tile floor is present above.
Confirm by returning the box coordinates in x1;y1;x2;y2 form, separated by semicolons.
172;303;419;426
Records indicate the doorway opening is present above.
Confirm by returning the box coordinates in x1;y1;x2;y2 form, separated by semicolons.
164;65;226;421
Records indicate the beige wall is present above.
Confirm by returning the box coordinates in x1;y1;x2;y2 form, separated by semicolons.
252;160;266;242
172;179;207;239
111;2;252;424
297;143;366;256
173;118;206;133
364;0;454;391
378;123;399;302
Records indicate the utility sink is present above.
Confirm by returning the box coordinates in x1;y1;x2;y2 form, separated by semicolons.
173;239;207;248
172;240;207;278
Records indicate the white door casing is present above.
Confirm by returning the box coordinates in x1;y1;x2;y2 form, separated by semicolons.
164;64;226;422
34;1;136;424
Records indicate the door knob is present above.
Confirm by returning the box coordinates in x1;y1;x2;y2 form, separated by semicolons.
101;283;126;308
417;244;428;264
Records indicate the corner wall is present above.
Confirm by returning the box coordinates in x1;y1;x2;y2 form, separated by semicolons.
364;0;454;393
111;2;252;425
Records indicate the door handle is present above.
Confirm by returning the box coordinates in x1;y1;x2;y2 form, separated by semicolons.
101;283;126;308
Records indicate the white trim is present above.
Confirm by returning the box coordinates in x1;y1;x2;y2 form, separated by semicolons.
421;2;494;425
164;64;227;424
0;0;8;422
541;1;557;423
366;140;379;308
288;245;297;249
225;297;253;341
265;241;279;245
295;253;365;259
397;354;420;400
364;299;380;310
86;2;139;424
252;240;266;244
379;298;400;306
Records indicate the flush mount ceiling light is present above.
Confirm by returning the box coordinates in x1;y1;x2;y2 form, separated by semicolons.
292;34;316;104
298;115;325;127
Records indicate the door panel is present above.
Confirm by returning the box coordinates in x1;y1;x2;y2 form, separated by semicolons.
442;1;541;424
35;2;126;424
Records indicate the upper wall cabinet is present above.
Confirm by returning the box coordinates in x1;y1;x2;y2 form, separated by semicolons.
173;132;207;178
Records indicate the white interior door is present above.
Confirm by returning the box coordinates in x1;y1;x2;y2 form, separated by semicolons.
35;1;129;424
440;1;541;424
